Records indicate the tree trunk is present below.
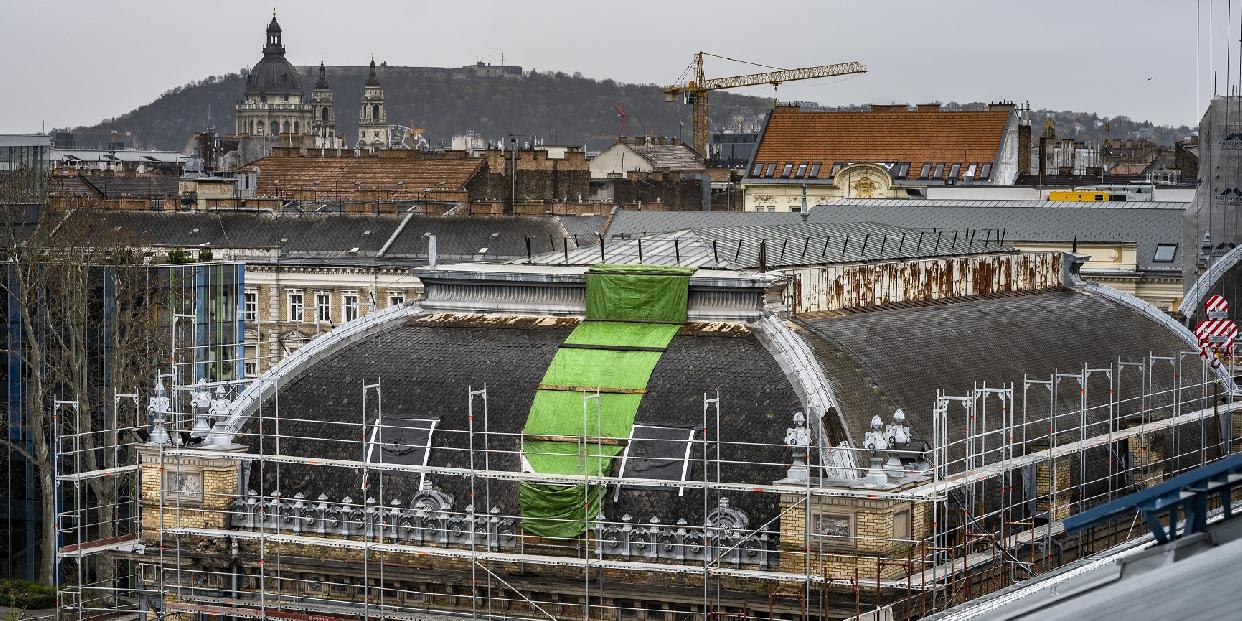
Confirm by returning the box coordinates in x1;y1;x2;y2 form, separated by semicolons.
38;466;55;585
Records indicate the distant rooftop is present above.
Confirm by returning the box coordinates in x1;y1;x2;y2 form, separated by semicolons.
521;221;1010;269
749;104;1014;181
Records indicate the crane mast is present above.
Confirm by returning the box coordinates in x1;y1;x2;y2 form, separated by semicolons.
664;52;867;159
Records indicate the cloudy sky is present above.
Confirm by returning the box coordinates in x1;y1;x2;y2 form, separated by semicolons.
0;0;1227;134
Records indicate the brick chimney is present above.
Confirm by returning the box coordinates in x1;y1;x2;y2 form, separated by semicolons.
1018;111;1032;176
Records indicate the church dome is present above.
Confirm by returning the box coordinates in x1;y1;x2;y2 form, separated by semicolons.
244;14;304;97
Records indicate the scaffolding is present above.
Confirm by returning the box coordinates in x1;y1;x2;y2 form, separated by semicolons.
52;342;1242;621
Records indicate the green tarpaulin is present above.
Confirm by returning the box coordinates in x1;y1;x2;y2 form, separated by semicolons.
518;264;695;538
585;265;695;323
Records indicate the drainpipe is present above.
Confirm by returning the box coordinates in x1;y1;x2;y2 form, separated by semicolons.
229;536;240;621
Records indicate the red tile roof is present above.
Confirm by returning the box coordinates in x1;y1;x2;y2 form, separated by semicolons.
242;153;484;201
751;105;1013;180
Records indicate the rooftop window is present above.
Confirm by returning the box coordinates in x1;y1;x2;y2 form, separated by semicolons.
615;425;695;495
367;416;440;486
780;163;794;178
809;162;823;178
979;163;993;180
795;162;808;178
918;163;931;179
932;163;945;179
1153;244;1178;263
751;162;764;176
948;163;961;179
895;162;911;179
763;162;777;177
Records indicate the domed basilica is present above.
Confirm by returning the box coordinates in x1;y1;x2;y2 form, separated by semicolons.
233;12;381;149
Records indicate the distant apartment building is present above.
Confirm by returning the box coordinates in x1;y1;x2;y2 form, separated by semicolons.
740;103;1023;212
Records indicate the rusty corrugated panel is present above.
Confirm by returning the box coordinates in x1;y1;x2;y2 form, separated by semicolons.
787;251;1064;315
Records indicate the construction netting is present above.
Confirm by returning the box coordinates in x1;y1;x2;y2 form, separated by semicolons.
520;265;695;538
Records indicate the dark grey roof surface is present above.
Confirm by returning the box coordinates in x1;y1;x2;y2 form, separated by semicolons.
606;210;804;239
67;211;571;263
555;214;610;240
605;202;1183;272
795;288;1208;473
381;215;572;261
247;317;801;528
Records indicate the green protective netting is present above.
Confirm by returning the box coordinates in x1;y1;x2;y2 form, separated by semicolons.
540;348;664;390
519;264;696;539
585;264;695;323
524;391;644;440
563;321;681;349
519;481;609;539
523;440;624;477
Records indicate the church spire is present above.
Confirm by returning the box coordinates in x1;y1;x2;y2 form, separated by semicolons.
315;60;329;89
264;10;284;55
365;55;381;87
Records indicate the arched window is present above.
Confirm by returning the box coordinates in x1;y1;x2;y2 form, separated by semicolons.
270;121;278;135
321;108;329;124
293;121;300;133
372;104;380;121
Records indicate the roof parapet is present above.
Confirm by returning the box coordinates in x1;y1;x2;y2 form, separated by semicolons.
415;262;777;322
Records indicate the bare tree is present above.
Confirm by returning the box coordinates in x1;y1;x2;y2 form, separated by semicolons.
2;172;166;587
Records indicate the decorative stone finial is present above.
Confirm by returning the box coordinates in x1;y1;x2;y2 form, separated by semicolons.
778;411;812;483
147;378;173;446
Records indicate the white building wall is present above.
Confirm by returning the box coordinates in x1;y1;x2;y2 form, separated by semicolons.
589;144;651;179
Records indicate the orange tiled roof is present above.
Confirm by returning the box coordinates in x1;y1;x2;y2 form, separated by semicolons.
242;153;484;201
751;105;1012;180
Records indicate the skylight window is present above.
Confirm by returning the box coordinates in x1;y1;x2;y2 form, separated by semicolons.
809;162;823;178
795;162;808;178
895;163;911;179
979;163;993;180
1153;244;1177;263
780;163;794;178
932;163;945;178
615;425;695;497
829;162;846;177
763;162;777;177
918;163;931;179
367;416;440;486
964;164;977;180
751;162;764;176
948;163;961;179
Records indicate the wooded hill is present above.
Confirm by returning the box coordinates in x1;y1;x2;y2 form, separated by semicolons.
66;65;1195;152
67;66;774;152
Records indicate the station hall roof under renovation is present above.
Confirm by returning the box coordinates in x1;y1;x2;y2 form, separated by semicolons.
220;257;1210;540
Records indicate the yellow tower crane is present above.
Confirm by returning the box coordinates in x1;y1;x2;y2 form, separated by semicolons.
664;52;867;159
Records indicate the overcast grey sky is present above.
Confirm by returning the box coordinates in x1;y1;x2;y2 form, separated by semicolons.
0;0;1225;134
